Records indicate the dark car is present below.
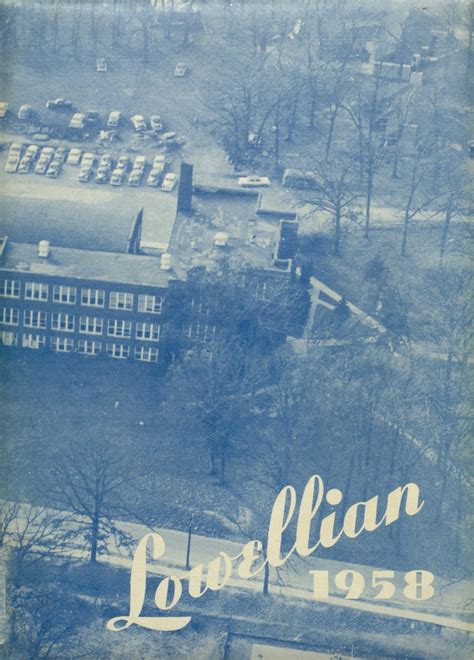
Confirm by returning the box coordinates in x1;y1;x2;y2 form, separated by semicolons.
85;111;100;126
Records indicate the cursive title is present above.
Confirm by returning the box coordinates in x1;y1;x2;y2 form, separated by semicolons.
107;474;424;633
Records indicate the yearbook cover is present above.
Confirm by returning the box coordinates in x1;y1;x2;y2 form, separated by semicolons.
0;0;472;658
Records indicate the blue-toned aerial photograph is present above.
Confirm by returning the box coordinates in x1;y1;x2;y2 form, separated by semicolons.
0;0;472;657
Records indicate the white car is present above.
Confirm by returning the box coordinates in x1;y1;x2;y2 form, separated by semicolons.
41;146;55;159
128;168;143;186
152;154;166;169
131;114;147;131
18;104;32;120
5;156;20;173
67;148;82;165
18;156;32;173
78;166;93;182
69;112;86;129
146;168;163;187
107;111;121;128
35;157;50;175
238;175;271;187
110;168;126;186
161;172;178;192
133;155;147;170
150;114;163;131
174;63;187;77
25;144;40;160
117;155;131;171
9;143;23;159
99;153;113;169
81;152;96;168
0;102;8;118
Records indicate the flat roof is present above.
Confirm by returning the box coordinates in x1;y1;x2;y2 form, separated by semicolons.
0;240;183;289
140;193;177;252
168;190;297;274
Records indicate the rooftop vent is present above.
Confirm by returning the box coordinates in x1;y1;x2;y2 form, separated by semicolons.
214;232;229;247
38;240;50;258
160;252;172;270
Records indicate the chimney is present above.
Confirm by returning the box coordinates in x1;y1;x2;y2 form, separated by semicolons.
160;252;171;270
38;240;50;258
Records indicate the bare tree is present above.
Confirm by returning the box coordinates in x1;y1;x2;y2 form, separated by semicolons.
49;440;140;564
309;155;359;255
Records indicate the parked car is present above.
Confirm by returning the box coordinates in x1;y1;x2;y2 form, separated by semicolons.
174;63;188;77
78;166;93;182
0;102;9;118
67;148;82;165
85;110;100;125
133;155;147;170
18;156;32;173
96;58;108;72
161;172;178;192
117;155;131;171
46;97;74;110
238;175;271;187
99;153;113;169
35;157;50;175
46;160;62;178
161;131;177;142
81;152;96;168
69;112;86;130
147;168;164;187
5;156;20;173
107;111;121;128
468;140;474;158
152;154;166;169
150;114;163;131
25;144;40;160
18;104;32;120
41;146;55;159
131;114;147;131
110;168;126;186
128;168;143;186
54;146;68;163
95;166;111;184
9;143;23;159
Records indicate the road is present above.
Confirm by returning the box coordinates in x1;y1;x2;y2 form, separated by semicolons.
4;502;474;634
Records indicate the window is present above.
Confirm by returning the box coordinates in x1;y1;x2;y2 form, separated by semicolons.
134;346;159;363
187;322;216;342
79;316;103;335
107;319;132;338
138;294;162;314
0;280;20;298
22;334;46;349
24;310;47;329
81;288;105;308
51;313;75;332
136;322;160;342
190;297;210;315
106;343;130;359
255;281;270;302
53;285;77;305
1;308;19;326
25;282;49;301
50;337;74;353
1;331;18;346
109;291;133;311
78;339;102;356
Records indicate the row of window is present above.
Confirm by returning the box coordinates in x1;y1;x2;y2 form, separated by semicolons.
1;309;160;341
0;280;163;313
0;332;159;362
